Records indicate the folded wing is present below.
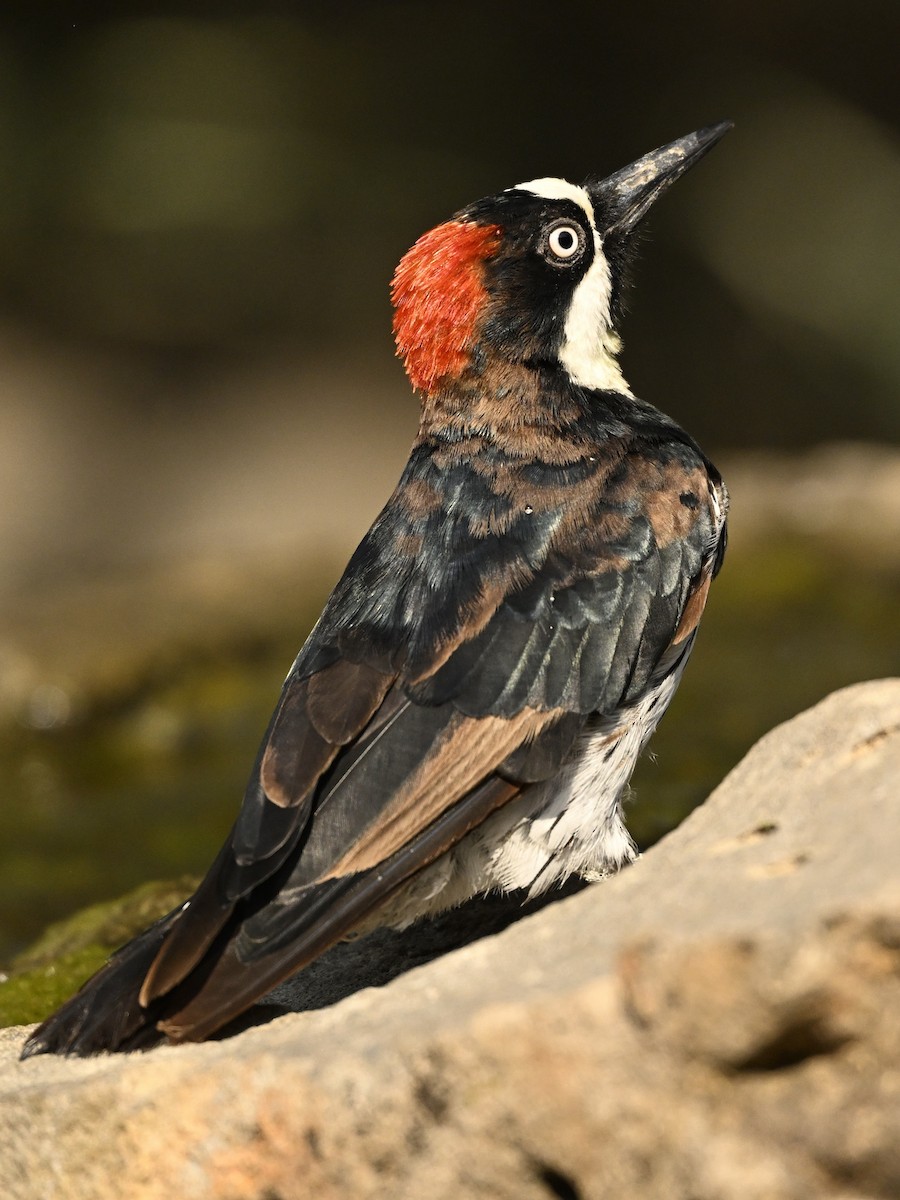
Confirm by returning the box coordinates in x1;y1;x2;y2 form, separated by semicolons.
23;437;726;1054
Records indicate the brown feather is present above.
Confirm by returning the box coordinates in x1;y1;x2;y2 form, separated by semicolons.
323;706;557;877
141;666;394;1003
672;569;713;645
156;775;522;1044
641;461;710;547
260;679;336;809
306;659;394;745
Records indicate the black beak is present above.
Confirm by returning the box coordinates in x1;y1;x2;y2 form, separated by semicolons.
590;121;732;235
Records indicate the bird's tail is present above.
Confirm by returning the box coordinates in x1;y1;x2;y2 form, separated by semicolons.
20;908;182;1058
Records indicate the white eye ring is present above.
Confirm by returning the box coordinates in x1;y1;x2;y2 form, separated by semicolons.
546;223;583;260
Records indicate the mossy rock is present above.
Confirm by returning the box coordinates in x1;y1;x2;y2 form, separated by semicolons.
0;876;195;1029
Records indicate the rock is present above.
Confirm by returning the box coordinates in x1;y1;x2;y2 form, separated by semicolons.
724;442;900;567
1;679;898;1200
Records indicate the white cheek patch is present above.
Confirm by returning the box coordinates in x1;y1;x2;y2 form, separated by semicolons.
513;177;630;395
559;232;629;394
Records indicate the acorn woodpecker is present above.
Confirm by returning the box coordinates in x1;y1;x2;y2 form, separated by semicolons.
23;122;731;1056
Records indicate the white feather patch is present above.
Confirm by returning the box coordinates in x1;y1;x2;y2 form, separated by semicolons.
559;234;630;394
514;177;630;394
513;176;594;222
367;659;692;927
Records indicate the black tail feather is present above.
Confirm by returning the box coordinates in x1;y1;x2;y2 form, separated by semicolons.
20;775;523;1056
20;909;181;1058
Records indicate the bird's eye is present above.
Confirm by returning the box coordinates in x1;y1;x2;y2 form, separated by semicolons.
541;221;586;266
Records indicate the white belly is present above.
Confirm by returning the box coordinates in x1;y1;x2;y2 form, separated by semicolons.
481;658;688;895
375;654;692;930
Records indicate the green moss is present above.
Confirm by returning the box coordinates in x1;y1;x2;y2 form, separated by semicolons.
0;876;195;1028
0;947;110;1028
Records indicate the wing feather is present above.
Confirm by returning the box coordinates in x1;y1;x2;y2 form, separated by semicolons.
27;427;728;1054
156;774;522;1043
146;449;717;1006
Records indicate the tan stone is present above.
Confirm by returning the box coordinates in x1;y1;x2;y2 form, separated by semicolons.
1;679;899;1199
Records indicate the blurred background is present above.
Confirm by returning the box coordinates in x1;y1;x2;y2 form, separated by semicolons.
0;2;898;986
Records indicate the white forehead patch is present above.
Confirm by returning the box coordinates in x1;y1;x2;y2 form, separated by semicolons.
513;178;630;394
513;177;595;225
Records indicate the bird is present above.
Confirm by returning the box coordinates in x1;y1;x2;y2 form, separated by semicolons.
23;122;731;1057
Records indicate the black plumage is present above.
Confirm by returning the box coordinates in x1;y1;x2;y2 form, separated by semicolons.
23;123;731;1057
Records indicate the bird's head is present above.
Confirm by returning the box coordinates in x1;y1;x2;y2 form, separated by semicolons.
392;122;731;398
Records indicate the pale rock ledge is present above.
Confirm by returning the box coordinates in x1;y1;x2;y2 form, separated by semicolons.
1;679;898;1200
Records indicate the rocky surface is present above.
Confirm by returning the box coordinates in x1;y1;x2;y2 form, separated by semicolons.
0;679;898;1199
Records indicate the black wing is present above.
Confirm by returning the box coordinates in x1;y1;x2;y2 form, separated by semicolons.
23;433;725;1055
